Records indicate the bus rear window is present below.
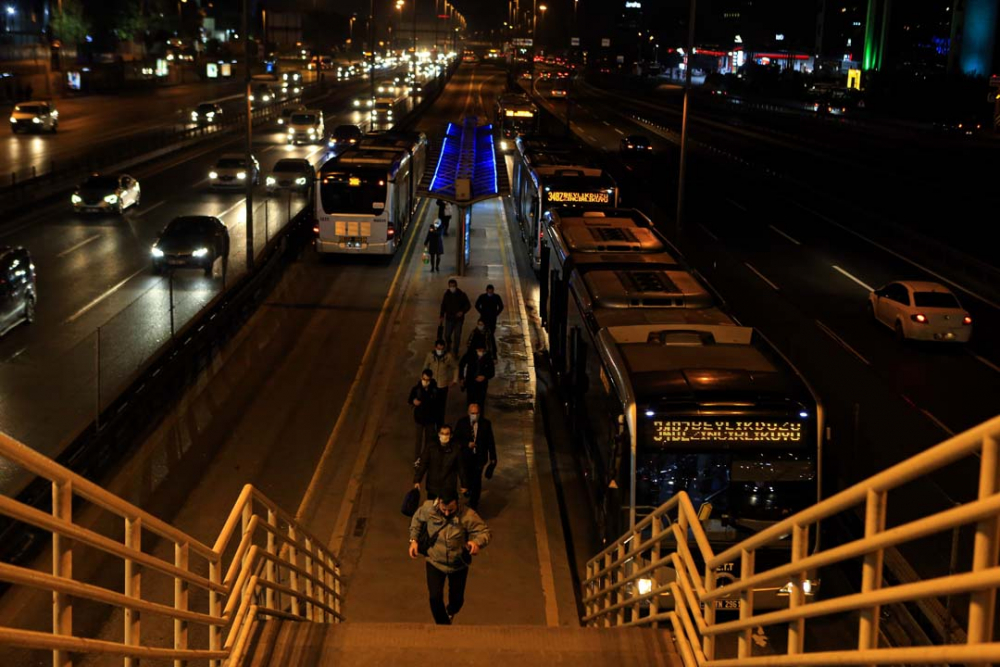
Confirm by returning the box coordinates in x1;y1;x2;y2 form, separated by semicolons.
320;172;386;215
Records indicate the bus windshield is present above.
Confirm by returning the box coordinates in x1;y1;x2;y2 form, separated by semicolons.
320;171;387;215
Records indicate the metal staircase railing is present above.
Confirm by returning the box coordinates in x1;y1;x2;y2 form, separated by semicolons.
0;431;344;667
582;414;1000;666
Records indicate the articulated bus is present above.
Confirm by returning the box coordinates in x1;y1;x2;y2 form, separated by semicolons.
357;130;429;209
495;93;538;152
513;136;619;270
315;148;417;255
543;207;824;610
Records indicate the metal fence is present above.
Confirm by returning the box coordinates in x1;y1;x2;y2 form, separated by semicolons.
582;414;1000;666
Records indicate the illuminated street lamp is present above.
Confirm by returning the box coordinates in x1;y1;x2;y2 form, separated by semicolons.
396;0;405;51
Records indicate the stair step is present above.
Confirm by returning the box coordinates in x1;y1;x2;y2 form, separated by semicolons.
249;620;681;667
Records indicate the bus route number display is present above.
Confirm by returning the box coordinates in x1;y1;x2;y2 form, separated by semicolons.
650;419;803;446
547;190;610;205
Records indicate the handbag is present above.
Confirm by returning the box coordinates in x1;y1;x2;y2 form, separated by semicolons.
401;487;420;517
422;251;430;265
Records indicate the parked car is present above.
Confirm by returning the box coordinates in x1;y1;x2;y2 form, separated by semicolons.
151;216;230;277
266;158;315;193
208;153;260;188
0;246;36;336
868;280;972;343
71;173;141;214
9;101;58;133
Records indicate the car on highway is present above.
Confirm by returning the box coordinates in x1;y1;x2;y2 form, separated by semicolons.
0;246;36;336
868;280;972;343
151;216;230;277
620;134;653;155
932;116;983;137
71;173;141;214
277;104;306;126
286;110;325;145
353;96;375;109
249;84;274;107
209;153;260;188
191;102;224;125
550;84;569;98
266;158;315;193
328;123;363;149
9;101;58;133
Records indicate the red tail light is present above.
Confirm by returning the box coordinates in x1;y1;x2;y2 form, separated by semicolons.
387;224;396;239
963;315;972;325
312;225;319;235
911;313;927;323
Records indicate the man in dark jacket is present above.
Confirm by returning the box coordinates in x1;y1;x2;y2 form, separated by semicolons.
459;342;495;412
414;424;467;500
408;489;490;624
408;369;440;461
464;318;495;361
440;278;471;355
424;219;444;272
453;403;497;511
474;284;504;359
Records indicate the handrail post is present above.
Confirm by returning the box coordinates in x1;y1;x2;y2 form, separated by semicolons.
333;561;343;622
287;525;300;617
737;548;755;658
174;542;189;667
209;559;222;667
584;561;595;626
266;510;277;610
703;560;717;661
650;516;662;622
614;543;626;626
124;516;142;667
52;479;73;667
602;552;613;627
858;488;887;653
968;434;1000;667
788;524;808;654
303;537;315;621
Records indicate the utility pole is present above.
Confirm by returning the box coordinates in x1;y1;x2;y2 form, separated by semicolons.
412;0;418;56
369;0;377;120
675;0;697;237
243;0;254;271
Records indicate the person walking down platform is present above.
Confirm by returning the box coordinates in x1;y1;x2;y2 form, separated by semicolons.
440;279;471;356
408;369;439;462
425;220;444;272
460;342;495;412
436;199;452;236
475;284;504;359
454;403;497;511
408;489;491;625
424;339;458;425
413;424;467;500
465;319;495;362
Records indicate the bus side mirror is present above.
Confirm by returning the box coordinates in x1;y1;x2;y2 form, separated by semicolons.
697;502;713;523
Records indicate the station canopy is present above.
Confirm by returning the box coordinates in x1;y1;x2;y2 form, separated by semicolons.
418;115;509;205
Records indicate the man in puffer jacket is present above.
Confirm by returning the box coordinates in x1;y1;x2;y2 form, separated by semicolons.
408;488;491;625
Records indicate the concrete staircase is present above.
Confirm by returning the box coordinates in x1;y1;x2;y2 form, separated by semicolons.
247;620;683;666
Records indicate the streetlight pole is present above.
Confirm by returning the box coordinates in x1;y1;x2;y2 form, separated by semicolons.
412;0;418;56
676;0;697;236
369;0;376;116
396;0;404;52
243;0;254;271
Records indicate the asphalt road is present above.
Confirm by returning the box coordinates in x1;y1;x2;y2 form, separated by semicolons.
0;73;397;495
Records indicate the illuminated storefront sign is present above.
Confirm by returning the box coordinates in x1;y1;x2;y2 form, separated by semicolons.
649;419;804;446
547;190;611;204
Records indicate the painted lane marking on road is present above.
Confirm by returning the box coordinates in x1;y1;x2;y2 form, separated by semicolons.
698;224;719;241
613;127;625;135
793;201;1000;312
586;134;597;142
815;319;871;366
969;351;1000;375
768;224;801;246
135;200;166;217
601;120;611;126
57;234;102;258
726;198;747;212
745;262;780;291
64;268;145;324
832;265;874;292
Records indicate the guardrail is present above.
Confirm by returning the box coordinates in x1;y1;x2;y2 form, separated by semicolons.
581;414;1000;665
0;431;344;667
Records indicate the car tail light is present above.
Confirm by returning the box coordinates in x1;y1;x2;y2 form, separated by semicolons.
911;313;928;323
963;315;972;325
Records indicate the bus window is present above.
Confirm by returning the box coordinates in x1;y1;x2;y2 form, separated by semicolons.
320;172;386;214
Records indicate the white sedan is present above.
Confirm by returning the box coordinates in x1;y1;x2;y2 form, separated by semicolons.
868;280;972;343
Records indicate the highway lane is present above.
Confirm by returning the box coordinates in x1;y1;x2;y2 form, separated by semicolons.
0;80;388;495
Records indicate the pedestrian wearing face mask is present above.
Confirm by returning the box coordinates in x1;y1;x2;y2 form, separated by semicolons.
408;369;440;462
474;284;504;360
408;488;490;625
465;318;495;361
453;403;497;511
423;338;458;425
459;342;495;412
413;425;467;500
425;219;444;272
439;278;471;356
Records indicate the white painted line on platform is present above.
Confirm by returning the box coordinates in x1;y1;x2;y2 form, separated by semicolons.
794;200;1000;312
768;224;801;246
745;262;780;291
816;319;871;366
64;268;144;324
698;224;719;241
832;265;874;292
57;234;102;258
970;351;1000;375
135;200;165;217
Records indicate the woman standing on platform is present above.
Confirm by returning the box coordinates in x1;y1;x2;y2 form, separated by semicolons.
425;219;444;272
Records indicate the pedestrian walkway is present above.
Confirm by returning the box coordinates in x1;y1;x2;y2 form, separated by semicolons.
331;196;580;627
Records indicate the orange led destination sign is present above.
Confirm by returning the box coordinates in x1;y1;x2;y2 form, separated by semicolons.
650;419;804;445
546;190;611;204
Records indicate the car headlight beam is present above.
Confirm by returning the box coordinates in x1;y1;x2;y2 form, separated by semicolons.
151;247;164;258
71;194;82;204
192;247;210;258
266;176;276;186
237;172;247;180
209;171;218;179
295;177;307;185
104;194;119;204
